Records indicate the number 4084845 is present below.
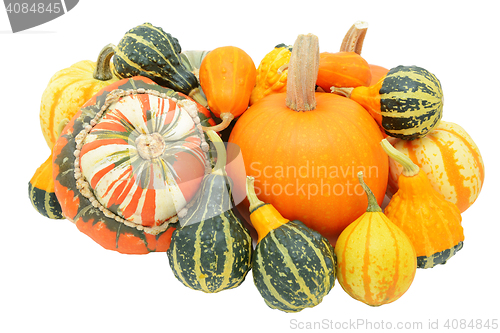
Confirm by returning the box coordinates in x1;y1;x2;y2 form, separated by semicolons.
444;319;498;330
5;2;62;14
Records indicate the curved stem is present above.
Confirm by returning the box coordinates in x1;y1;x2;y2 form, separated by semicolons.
331;87;354;97
285;34;319;112
340;21;369;54
205;130;226;175
93;43;116;81
246;176;265;212
380;138;420;177
201;112;234;132
357;171;382;213
189;88;208;108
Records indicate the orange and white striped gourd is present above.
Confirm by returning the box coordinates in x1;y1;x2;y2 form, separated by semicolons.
386;121;484;213
335;171;416;306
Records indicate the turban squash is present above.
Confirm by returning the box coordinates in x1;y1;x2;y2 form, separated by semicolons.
52;76;214;254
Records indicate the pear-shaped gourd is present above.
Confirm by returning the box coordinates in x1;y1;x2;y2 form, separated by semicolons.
335;172;417;306
381;139;464;268
247;176;336;312
167;130;253;293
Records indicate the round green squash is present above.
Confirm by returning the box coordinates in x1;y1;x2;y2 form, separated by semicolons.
167;131;253;293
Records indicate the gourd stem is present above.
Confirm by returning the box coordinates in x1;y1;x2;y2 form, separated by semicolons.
205;130;226;176
380;138;420;177
202;112;234;132
357;171;382;213
189;88;208;108
93;43;116;81
331;87;353;98
340;21;369;54
285;34;319;112
246;176;265;212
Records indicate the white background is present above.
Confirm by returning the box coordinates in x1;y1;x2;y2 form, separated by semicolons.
1;1;498;332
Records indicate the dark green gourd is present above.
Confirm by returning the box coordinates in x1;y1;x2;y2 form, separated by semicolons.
167;130;253;293
246;176;336;312
113;23;203;101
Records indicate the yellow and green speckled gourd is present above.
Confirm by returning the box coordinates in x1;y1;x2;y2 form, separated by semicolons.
246;176;336;313
381;139;464;268
167;131;253;293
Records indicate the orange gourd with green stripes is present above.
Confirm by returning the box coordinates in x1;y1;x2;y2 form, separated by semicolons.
335;171;416;306
381;139;464;268
386;121;484;213
52;76;212;254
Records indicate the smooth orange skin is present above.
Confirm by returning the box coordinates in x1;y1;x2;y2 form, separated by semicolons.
229;92;388;245
199;46;256;119
316;52;371;92
368;64;389;85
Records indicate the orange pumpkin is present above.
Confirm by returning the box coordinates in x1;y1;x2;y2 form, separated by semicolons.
199;46;256;132
316;52;372;91
228;34;388;245
386;121;484;213
368;64;389;85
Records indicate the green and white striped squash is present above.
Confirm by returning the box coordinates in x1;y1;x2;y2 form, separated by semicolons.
167;130;253;293
113;23;199;97
246;177;336;313
334;65;443;140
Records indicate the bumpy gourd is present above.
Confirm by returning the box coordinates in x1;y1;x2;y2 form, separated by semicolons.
335;172;416;306
386;121;484;213
167;130;253;293
250;43;292;105
113;23;205;105
333;65;443;140
381;139;464;268
247;176;336;313
52;76;213;254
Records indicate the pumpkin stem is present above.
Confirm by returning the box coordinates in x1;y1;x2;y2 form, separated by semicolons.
246;176;265;212
205;130;227;176
189;87;208;108
380;138;420;177
340;21;369;54
357;171;382;213
286;34;319;112
93;43;116;81
202;112;234;133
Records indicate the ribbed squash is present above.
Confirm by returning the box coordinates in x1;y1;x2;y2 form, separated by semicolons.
40;44;119;149
52;76;213;254
386;121;484;213
167;131;253;293
113;23;206;106
335;171;416;306
333;65;443;140
247;176;336;313
381;139;464;268
250;43;292;105
29;152;64;219
199;46;257;132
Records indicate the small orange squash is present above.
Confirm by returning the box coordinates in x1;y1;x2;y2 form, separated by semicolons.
381;139;464;268
386;121;484;213
335;171;416;306
229;34;388;245
368;64;389;85
199;46;257;132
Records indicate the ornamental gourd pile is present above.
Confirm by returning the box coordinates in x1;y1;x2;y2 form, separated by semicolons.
29;21;485;311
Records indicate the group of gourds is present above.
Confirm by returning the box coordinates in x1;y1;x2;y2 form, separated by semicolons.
29;21;485;312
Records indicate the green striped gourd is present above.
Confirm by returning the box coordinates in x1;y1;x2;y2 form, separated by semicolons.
246;176;336;312
167;130;253;293
113;23;206;105
333;65;443;140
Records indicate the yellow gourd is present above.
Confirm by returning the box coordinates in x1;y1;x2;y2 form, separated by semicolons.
381;139;464;268
335;171;416;306
249;44;292;105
